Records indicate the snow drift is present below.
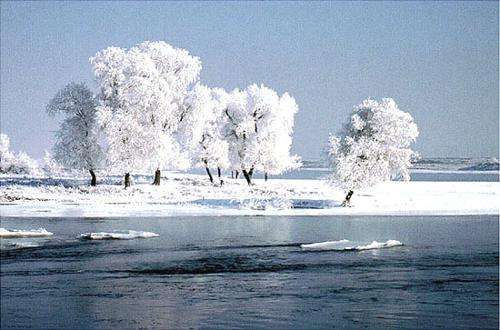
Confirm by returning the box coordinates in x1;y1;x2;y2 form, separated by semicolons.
300;239;403;251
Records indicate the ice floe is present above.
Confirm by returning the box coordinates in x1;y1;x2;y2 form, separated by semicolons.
79;230;159;240
1;242;40;250
0;228;54;238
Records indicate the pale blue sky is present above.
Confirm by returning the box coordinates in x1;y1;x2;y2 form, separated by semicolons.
1;1;498;160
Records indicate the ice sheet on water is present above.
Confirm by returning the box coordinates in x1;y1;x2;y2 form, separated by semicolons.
0;227;53;238
300;239;402;251
79;230;159;240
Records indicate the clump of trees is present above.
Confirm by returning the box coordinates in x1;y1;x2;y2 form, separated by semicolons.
90;41;198;187
328;98;419;206
45;40;301;188
0;133;41;175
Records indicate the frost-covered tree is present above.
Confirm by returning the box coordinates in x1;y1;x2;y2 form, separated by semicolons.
224;84;301;185
179;84;230;185
91;41;200;187
46;82;103;185
0;134;11;167
42;151;64;177
223;88;248;180
328;98;419;206
252;91;301;180
0;133;40;175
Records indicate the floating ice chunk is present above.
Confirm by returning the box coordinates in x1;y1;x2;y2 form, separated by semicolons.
355;240;403;250
301;239;402;251
79;230;159;240
300;239;351;251
0;228;53;238
1;242;40;249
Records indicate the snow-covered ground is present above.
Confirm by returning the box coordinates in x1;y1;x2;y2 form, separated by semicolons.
0;172;498;217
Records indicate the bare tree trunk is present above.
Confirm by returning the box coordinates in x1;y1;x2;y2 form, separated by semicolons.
248;167;254;178
264;172;268;182
235;170;239;179
152;169;161;185
242;169;252;186
217;167;224;186
341;190;354;207
89;169;97;186
231;171;234;179
124;173;131;189
205;167;214;183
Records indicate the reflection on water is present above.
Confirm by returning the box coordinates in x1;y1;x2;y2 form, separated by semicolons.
1;215;498;329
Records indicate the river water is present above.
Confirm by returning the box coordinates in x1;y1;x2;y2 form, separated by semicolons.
1;214;498;329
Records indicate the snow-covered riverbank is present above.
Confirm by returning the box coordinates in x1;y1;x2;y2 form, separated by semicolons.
0;173;498;217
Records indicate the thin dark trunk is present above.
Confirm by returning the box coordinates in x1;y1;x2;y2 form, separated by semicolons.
242;169;252;186
217;167;223;186
205;166;214;183
124;173;131;189
248;167;254;178
235;170;239;179
89;169;97;186
231;171;234;179
264;172;268;181
341;190;354;207
152;169;161;185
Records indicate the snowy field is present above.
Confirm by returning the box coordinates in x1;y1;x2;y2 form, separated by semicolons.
0;172;498;218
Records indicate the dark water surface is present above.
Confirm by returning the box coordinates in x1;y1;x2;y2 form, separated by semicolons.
1;215;498;329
